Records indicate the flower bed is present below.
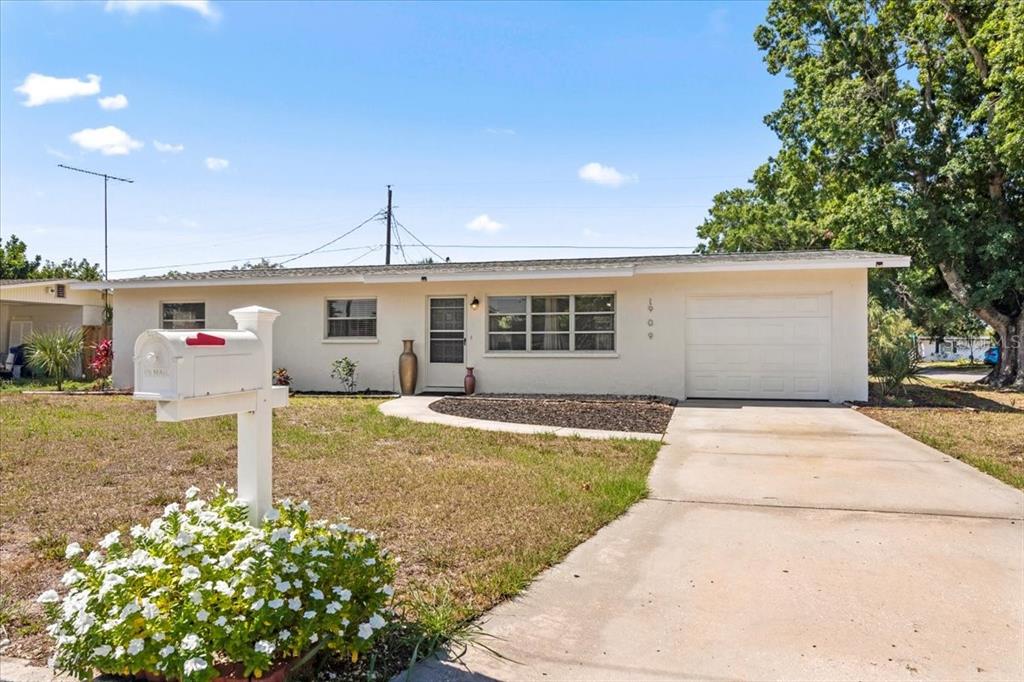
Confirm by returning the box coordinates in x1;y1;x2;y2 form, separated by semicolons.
37;486;395;681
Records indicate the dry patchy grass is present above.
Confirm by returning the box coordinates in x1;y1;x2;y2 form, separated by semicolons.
859;379;1023;489
0;394;660;663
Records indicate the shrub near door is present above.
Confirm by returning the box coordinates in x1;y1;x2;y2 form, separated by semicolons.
38;486;395;682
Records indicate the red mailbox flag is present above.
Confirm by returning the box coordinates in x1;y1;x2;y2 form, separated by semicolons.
185;332;226;346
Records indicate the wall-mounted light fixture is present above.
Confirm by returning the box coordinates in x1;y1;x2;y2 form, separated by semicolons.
470;297;480;310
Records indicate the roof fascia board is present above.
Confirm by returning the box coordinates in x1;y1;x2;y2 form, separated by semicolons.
636;256;911;274
2;279;75;290
362;266;636;283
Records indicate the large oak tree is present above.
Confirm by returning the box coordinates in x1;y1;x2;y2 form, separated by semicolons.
698;0;1023;387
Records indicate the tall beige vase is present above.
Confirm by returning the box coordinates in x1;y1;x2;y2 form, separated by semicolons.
399;339;418;395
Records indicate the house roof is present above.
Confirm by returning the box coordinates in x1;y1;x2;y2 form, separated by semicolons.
1;278;75;288
74;250;910;290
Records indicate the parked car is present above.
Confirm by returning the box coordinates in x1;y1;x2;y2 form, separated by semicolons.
984;346;1000;366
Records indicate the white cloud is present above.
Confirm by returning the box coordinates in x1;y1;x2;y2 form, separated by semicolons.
466;214;504;233
205;157;229;171
98;94;128;110
15;73;101;107
154;140;184;153
105;0;219;21
69;126;143;155
577;162;637;188
45;146;72;160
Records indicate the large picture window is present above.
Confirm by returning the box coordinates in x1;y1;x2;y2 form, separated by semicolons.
161;302;205;330
326;298;377;338
487;294;615;352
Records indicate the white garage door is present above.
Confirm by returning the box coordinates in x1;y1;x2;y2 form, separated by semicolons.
685;294;831;400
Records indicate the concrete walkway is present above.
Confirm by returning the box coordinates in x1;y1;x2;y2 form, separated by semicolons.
919;368;989;383
379;396;664;441
412;401;1024;681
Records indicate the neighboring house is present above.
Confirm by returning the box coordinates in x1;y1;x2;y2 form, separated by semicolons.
0;279;110;378
917;336;991;362
80;250;909;402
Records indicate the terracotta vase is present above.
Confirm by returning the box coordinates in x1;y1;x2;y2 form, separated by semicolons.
464;367;476;395
399;339;418;395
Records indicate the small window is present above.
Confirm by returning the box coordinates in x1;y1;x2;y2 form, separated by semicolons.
326;298;377;338
55;284;67;298
161;302;205;330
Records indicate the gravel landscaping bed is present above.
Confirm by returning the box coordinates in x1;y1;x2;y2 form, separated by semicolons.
430;394;676;433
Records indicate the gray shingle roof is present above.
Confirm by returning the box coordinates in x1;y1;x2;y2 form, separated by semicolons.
103;250;907;285
0;278;71;286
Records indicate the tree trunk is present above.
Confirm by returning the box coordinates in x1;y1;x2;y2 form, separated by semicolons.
937;261;1020;387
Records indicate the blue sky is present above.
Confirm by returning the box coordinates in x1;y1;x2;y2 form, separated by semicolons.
0;0;784;276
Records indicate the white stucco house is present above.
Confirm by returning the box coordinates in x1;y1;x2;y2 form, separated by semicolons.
81;250;909;402
1;278;110;378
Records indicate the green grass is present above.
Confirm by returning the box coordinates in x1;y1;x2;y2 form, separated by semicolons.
0;394;661;669
0;377;98;393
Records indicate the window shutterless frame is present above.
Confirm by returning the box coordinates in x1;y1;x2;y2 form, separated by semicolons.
486;293;616;354
323;297;378;340
160;301;206;330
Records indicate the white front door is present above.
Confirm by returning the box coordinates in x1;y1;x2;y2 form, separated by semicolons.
685;294;831;400
426;297;466;388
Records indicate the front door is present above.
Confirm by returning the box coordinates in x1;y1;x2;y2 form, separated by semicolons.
426;297;466;388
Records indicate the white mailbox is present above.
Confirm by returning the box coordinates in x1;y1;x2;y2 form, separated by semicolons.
133;306;288;525
134;330;265;400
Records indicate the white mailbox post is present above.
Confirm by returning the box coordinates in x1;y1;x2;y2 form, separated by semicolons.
134;306;288;525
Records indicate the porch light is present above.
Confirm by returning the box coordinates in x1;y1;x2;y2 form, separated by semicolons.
470;297;480;310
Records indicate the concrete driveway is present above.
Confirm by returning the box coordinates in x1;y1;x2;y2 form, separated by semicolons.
413;402;1024;681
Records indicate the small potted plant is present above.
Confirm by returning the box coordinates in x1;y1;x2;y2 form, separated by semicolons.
272;368;292;387
38;486;395;681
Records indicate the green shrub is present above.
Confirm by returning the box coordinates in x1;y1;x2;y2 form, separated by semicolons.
38;486;395;681
331;357;359;393
25;327;84;391
868;299;923;397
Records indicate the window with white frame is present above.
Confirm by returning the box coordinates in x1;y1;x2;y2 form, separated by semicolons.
325;298;377;338
161;302;205;330
488;294;615;352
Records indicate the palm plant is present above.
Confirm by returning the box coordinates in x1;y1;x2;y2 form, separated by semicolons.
25;327;84;391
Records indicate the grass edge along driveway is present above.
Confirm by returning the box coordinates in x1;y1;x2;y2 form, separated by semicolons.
0;394;661;669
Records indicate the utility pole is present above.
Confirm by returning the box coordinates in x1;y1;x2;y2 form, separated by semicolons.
385;185;393;265
58;164;134;280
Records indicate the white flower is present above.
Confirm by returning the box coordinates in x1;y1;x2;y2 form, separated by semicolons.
183;657;208;675
251;598;265;610
127;638;145;655
369;612;386;629
255;640;275;655
325;601;341;614
189;590;203;605
196;609;209;622
242;586;257;599
159;645;175;657
37;589;60;603
303;610;316;619
120;602;141;619
180;566;201;582
268;598;284;609
364;557;376;566
153;632;166;641
288;597;301;611
214;615;227;627
310;588;324;600
185;485;201;499
99;530;121;549
93;644;112;657
269;527;293;543
73;611;95;635
358;623;374;639
61;569;85;586
65;542;83;559
163;502;180;516
381;584;394;596
309;632;319;644
85;551;103;568
98;573;126;598
275;580;291;592
278;629;291;641
142;602;160;620
298;500;310;512
215;580;233;596
263;508;280;522
333;588;351;601
180;633;201;651
186;500;204;513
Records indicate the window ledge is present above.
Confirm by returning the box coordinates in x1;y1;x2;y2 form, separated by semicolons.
482;351;618;359
322;338;379;344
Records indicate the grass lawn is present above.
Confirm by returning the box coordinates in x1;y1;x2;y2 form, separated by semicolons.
919;360;990;372
0;394;660;669
859;378;1023;489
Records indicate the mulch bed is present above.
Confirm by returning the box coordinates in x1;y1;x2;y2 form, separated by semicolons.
430;394;676;433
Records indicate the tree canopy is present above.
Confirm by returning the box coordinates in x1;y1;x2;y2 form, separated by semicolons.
698;0;1023;386
0;235;102;281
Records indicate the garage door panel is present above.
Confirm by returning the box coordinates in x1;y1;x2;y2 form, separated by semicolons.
686;294;831;400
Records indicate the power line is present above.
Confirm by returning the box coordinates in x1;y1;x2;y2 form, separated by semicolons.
276;210;384;266
392;217;446;262
108;245;376;274
345;245;381;266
